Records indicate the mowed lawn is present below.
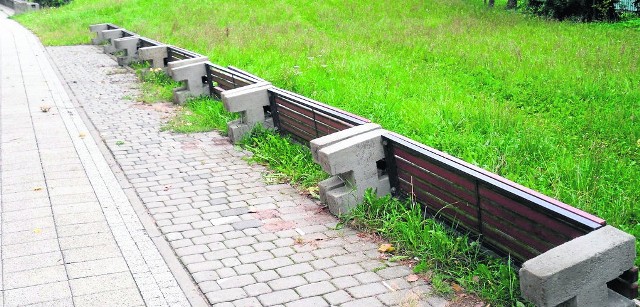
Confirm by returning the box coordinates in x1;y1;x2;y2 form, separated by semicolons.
16;0;640;262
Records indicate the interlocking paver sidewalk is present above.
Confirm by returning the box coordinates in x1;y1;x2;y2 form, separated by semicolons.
44;41;450;306
0;9;204;307
1;6;450;307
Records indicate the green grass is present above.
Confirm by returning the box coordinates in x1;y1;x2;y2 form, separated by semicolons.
130;61;180;103
343;190;526;305
239;125;328;191
163;96;238;133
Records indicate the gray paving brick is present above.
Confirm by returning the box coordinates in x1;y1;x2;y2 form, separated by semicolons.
192;270;220;283
310;258;337;270
218;274;257;289
253;270;280;283
69;272;137;296
199;280;222;293
258;289;300;306
2;251;64;273
73;288;143;307
4;265;67;289
290;252;315;263
323;290;353;305
331;276;360;289
285;296;329;307
346;282;389;299
232;219;263;230
340;297;384;307
325;264;365;278
205;248;240;260
175;244;210;256
303;270;331;283
375;266;412;280
257;257;294;270
295;281;337;298
276;263;314;277
206;288;247;304
186;260;224;274
224;236;258;249
66;257;129;279
217;267;238;278
4;281;72;306
268;276;308;291
243;283;272;297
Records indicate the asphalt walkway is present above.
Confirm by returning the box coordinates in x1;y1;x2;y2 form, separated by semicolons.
0;7;449;307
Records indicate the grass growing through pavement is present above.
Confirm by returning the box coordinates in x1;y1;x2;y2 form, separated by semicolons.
163;97;238;134
130;61;180;103
239;125;327;191
343;190;525;305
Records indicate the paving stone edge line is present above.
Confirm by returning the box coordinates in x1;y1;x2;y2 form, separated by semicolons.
43;44;210;307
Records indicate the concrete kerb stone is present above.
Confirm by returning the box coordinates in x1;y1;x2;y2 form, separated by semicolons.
221;81;272;143
519;225;636;307
311;127;390;215
113;36;141;66
139;45;169;70
168;59;210;104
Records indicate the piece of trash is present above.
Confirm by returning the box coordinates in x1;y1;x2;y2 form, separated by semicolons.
451;282;464;293
406;274;420;282
378;243;395;253
40;105;51;112
381;281;395;291
79;132;86;138
33;228;42;234
33;187;43;191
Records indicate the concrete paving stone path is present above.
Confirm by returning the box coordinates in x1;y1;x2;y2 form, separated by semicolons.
0;5;450;307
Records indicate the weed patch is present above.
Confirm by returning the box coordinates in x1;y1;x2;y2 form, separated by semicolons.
239;125;327;191
163;96;237;133
342;190;527;306
130;61;180;103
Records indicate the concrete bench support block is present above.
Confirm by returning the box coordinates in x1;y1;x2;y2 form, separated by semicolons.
101;29;127;54
139;46;169;70
89;24;111;45
519;225;636;307
311;126;390;215
221;82;272;143
114;36;140;66
169;60;210;104
14;1;39;14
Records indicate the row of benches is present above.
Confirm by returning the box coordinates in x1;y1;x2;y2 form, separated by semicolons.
90;23;637;306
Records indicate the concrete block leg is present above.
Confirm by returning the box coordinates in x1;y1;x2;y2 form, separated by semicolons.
114;36;140;66
139;45;169;70
89;24;110;45
311;126;390;215
221;82;272;143
169;61;209;104
519;225;636;307
101;29;126;54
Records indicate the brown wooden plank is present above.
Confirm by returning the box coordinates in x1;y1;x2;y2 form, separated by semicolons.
278;109;318;138
278;116;315;141
479;185;586;239
389;132;605;226
395;158;476;205
397;170;478;219
210;75;235;90
481;197;575;246
394;147;476;192
398;177;480;232
276;97;314;118
480;209;557;254
314;112;352;132
481;225;538;261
